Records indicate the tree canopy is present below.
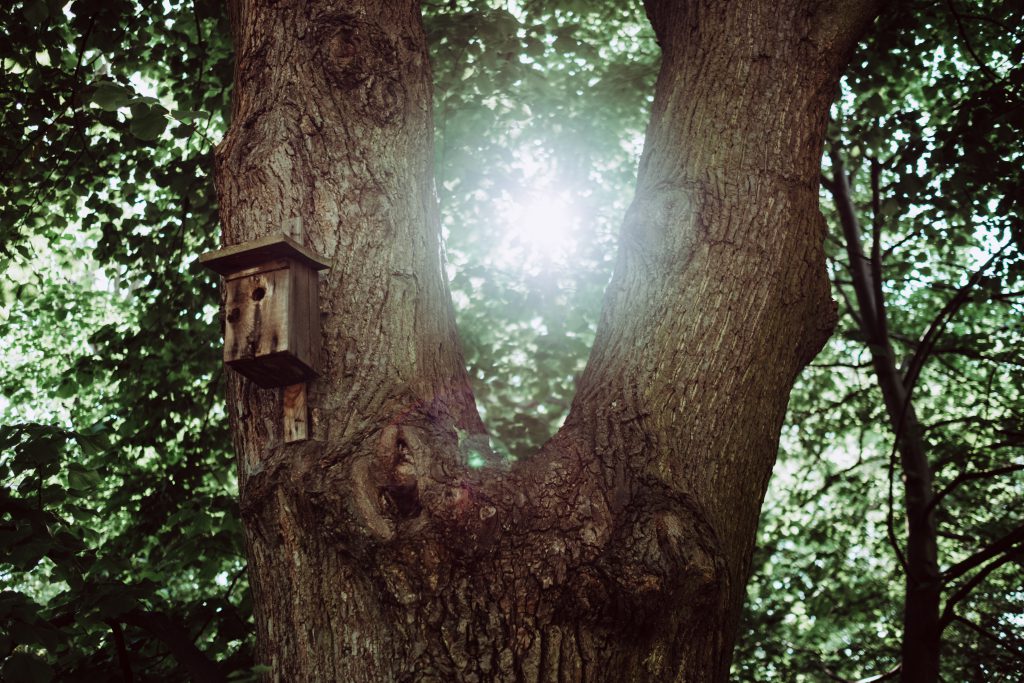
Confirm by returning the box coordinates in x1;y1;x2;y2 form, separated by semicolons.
1;0;1021;680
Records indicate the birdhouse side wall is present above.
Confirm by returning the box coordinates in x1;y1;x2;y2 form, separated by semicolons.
287;262;321;374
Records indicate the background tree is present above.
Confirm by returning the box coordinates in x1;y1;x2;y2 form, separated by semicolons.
1;0;1021;681
734;3;1024;680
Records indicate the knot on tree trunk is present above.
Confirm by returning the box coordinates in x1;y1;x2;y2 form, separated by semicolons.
569;484;726;632
360;426;726;631
314;11;408;126
238;410;731;680
302;416;503;551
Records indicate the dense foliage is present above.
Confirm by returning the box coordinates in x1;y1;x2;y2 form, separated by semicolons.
1;0;1021;680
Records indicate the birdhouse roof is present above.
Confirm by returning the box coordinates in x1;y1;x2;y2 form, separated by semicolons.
199;233;331;275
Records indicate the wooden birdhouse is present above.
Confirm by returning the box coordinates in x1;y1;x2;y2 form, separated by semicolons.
199;232;330;389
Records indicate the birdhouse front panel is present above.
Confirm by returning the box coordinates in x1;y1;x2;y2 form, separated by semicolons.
222;259;319;388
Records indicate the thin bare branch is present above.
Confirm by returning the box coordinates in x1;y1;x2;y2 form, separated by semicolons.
121;610;224;683
945;0;1006;89
902;241;1011;397
928;464;1024;513
869;156;887;339
952;615;1024;658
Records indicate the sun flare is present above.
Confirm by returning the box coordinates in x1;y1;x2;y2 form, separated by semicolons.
496;192;578;270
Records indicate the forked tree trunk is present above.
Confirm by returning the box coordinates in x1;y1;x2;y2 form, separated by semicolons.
214;1;879;680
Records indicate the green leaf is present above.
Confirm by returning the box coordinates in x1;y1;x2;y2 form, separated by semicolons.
67;464;101;492
1;652;54;683
173;109;209;123
22;0;49;24
54;377;76;399
0;426;19;452
74;427;108;456
90;82;132;112
13;437;62;474
4;535;51;570
129;105;168;141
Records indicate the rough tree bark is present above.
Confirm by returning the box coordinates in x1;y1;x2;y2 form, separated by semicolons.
213;1;880;680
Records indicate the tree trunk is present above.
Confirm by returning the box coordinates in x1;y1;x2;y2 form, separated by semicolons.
213;1;879;680
828;154;940;682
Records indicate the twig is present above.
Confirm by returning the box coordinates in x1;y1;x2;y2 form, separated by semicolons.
927;464;1024;513
192;565;247;644
901;241;1011;399
121;610;224;682
952;614;1024;658
869;156;886;337
945;0;1006;89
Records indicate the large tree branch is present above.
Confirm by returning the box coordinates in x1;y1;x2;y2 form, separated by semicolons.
829;151;881;340
939;547;1023;629
826;149;936;560
943;522;1024;582
106;620;134;683
868;157;887;339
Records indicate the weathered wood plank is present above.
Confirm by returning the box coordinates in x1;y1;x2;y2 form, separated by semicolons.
224;267;290;361
288;261;313;369
222;265;318;387
223;258;290;282
282;383;308;443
